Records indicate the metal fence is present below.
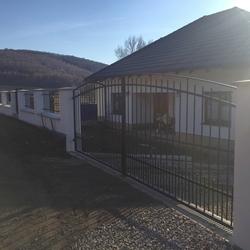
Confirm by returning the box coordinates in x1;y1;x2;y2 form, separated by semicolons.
24;91;34;109
43;90;60;114
73;74;236;228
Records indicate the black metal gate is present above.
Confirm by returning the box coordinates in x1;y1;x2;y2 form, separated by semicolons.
73;74;235;228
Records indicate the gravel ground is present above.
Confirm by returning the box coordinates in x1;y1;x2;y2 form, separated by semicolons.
71;155;234;250
74;204;233;250
0;115;234;250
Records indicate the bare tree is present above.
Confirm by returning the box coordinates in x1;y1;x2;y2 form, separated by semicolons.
115;35;153;60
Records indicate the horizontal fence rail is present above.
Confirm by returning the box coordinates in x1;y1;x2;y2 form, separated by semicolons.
74;74;236;228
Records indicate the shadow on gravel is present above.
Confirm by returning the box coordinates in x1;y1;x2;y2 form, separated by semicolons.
0;115;233;250
0;115;161;249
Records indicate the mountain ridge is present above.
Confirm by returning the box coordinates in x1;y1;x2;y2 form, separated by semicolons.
0;49;107;89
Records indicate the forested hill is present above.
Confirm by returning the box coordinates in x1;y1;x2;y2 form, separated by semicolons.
0;49;107;89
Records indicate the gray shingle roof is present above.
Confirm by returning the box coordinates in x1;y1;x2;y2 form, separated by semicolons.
85;7;250;82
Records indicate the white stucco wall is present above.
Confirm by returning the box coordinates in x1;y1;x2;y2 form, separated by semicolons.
0;91;12;116
0;87;75;152
98;74;236;141
233;80;250;250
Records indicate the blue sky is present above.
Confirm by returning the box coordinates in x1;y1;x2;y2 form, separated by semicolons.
1;0;249;65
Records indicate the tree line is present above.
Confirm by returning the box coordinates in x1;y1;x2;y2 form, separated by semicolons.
0;49;107;88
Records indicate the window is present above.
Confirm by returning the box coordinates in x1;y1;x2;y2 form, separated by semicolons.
204;91;231;127
111;93;122;115
24;92;34;109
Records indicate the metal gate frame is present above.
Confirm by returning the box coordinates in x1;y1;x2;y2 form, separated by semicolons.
73;74;236;228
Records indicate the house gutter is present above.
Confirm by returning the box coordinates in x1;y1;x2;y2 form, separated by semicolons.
83;73;237;89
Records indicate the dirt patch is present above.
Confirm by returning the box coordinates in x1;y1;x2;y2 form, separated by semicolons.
0;114;158;249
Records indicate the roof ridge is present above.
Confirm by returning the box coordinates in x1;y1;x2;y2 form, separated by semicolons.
84;6;250;83
145;6;250;46
236;7;250;24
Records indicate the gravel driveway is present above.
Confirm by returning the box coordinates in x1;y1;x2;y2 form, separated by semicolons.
71;154;234;250
75;205;233;250
0;114;234;249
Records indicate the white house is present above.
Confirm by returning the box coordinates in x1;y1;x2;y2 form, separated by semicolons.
82;7;250;149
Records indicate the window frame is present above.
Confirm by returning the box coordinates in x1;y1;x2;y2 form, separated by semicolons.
204;91;232;127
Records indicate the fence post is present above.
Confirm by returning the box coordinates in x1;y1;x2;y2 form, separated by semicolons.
233;80;250;250
17;90;26;111
58;87;75;152
33;89;45;114
73;89;82;151
1;91;8;105
10;90;18;117
121;75;127;176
